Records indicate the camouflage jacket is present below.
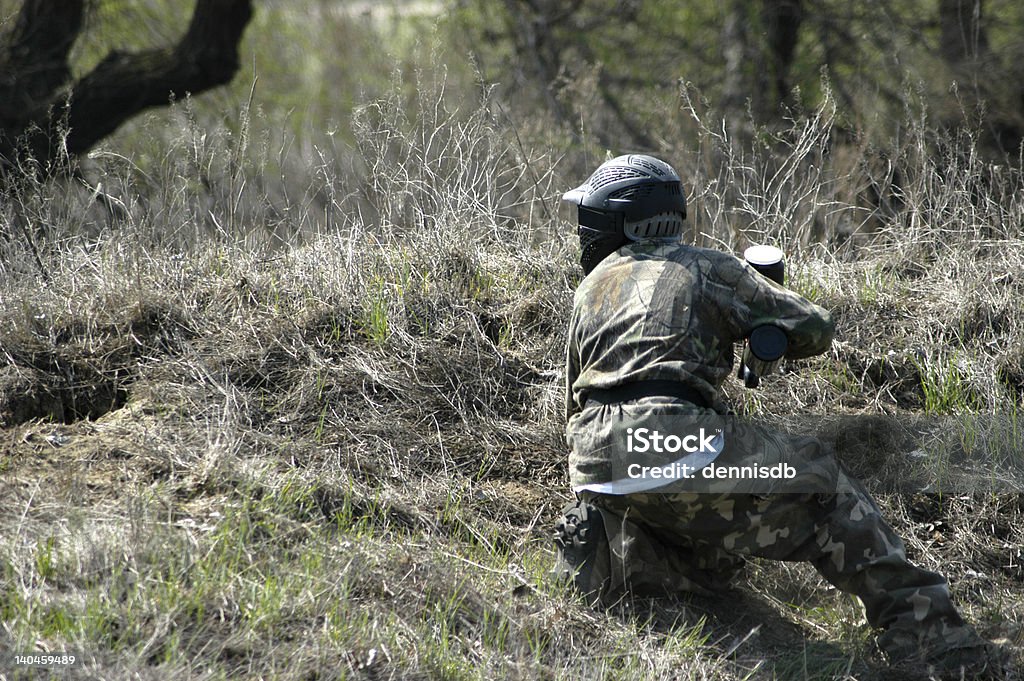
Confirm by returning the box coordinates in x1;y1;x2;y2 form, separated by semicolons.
565;240;835;490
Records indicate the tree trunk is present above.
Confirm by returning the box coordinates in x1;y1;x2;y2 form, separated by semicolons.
0;0;253;178
721;0;803;127
939;0;989;66
721;0;757;130
762;0;803;107
936;0;1024;153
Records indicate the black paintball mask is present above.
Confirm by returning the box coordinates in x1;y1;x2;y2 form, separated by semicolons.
577;205;626;276
563;155;687;275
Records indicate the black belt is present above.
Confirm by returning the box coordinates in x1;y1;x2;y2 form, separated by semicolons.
585;380;709;409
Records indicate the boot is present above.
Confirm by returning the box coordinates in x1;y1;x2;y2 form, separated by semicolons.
879;624;1013;680
552;499;609;599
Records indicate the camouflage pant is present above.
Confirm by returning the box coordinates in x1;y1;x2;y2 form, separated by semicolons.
575;469;980;659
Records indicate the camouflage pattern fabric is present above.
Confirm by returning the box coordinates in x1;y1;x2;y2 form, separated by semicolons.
560;239;994;666
575;469;983;661
565;241;834;490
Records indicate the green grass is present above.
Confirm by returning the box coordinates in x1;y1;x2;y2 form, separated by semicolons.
914;351;981;415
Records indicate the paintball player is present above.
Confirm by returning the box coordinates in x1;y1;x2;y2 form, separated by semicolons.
553;154;1009;679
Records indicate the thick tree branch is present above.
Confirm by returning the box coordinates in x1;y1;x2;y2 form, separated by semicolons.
1;0;253;176
65;0;253;158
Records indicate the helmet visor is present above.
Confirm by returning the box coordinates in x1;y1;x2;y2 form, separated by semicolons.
577;205;622;235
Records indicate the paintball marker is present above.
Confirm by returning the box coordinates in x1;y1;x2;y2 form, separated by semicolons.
738;245;788;388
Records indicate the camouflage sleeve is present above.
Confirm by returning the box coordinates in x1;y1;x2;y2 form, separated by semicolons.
565;310;582;422
729;261;835;359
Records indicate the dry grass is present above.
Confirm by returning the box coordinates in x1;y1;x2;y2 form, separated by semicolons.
1;77;1023;680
